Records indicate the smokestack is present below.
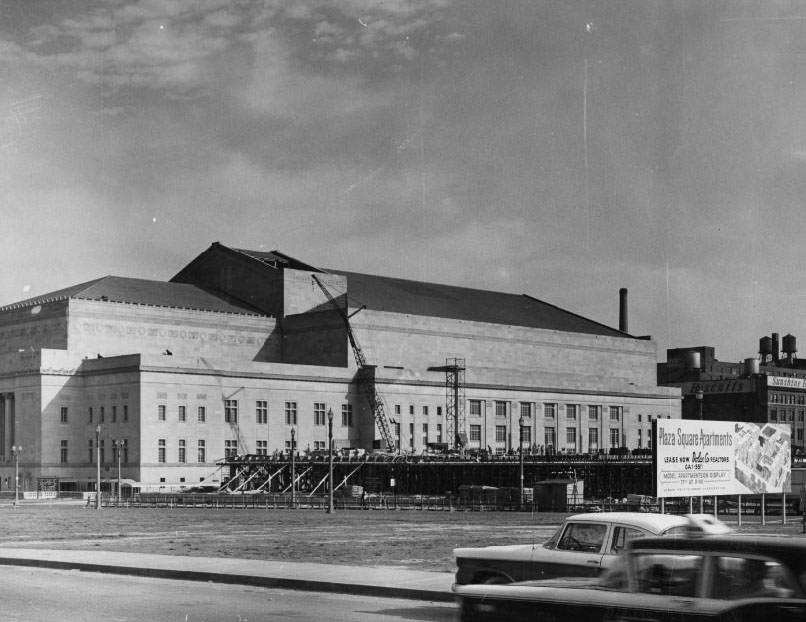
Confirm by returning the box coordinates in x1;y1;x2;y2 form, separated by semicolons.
619;288;628;333
772;333;780;363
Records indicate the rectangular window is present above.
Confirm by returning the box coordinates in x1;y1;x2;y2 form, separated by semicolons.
341;403;353;427
197;406;206;422
256;440;268;455
436;423;442;443
409;422;414;448
314;402;326;426
285;402;297;425
224;399;238;424
394;422;401;447
178;405;186;422
255;400;268;424
197;440;206;463
422;423;428;445
589;428;599;451
521;426;532;444
520;402;532;419
60;407;68;423
589;405;600;421
544;427;556;450
567;427;577;448
495;401;507;417
637;429;643;448
566;404;578;420
112;405;117;422
469;424;482;443
158;439;166;463
610;428;621;448
100;406;105;423
395;404;401;415
158;404;166;421
544;403;557;418
422;405;429;416
123;404;128;422
409;405;415;415
99;440;105;464
469;400;482;416
89;407;93;423
60;440;68;464
178;439;186;463
437;406;443;417
609;406;621;421
88;439;93;463
225;439;237;458
495;425;507;443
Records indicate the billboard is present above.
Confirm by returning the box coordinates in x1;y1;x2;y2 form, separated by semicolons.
654;420;791;497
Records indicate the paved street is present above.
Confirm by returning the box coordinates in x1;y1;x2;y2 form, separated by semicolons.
0;566;455;622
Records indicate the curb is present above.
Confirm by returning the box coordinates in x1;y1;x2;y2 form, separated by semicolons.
0;555;455;603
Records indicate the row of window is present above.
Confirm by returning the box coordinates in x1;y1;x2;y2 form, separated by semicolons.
467;425;647;451
467;401;625;421
769;392;806;405
154;401;356;427
80;405;130;424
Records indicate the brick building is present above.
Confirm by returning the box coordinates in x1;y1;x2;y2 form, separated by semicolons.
0;243;680;494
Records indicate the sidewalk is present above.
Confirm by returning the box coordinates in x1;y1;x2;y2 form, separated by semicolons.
0;548;455;602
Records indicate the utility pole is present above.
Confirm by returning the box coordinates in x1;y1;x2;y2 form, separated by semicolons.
96;425;101;510
327;408;334;514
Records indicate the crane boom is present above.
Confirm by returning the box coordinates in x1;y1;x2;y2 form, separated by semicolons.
311;275;396;452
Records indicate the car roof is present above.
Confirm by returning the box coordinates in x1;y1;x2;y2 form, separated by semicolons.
564;512;690;533
628;534;806;566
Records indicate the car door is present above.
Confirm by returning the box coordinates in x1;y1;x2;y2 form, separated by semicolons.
532;521;610;578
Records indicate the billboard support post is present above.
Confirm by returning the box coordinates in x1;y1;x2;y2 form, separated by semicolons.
738;494;742;527
762;493;766;526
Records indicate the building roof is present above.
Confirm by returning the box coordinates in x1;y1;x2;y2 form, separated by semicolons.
330;270;628;337
0;276;263;315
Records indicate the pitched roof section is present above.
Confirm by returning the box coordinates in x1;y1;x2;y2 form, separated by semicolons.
331;270;628;337
228;246;322;272
0;276;263;315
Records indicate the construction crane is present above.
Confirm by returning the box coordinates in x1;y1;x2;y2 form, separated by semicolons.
311;275;396;452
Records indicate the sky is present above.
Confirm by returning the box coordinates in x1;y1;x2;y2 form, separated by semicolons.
2;0;806;363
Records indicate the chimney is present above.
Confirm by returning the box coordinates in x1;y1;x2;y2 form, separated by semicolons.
773;332;780;363
619;288;629;333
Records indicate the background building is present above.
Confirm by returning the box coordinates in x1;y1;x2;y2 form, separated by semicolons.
0;242;680;494
658;334;806;452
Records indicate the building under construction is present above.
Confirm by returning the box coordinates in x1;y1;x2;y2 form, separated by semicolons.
0;242;680;496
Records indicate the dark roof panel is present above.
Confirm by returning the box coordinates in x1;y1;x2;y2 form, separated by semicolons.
332;270;627;337
1;276;263;315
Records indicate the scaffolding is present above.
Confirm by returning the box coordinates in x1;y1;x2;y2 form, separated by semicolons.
444;358;466;451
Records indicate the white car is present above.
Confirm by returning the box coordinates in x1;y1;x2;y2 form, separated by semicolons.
453;512;731;585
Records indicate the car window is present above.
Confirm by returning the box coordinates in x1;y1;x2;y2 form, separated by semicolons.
557;522;608;553
610;526;645;554
634;553;703;597
712;557;796;599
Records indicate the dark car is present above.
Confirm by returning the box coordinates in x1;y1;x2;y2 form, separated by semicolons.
454;534;806;622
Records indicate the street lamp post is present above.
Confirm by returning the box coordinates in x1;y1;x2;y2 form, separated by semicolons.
327;408;335;514
12;445;21;507
114;439;126;505
290;427;296;507
518;416;525;509
95;424;101;510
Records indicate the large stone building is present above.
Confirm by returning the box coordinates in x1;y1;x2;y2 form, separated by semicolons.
0;243;680;494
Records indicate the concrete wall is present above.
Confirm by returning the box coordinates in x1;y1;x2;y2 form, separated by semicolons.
351;309;664;395
0;300;69;354
67;299;279;362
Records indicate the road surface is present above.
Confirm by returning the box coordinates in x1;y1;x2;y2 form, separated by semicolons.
0;566;455;621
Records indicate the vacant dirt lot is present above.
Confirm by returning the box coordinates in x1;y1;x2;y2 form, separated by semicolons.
0;503;802;572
